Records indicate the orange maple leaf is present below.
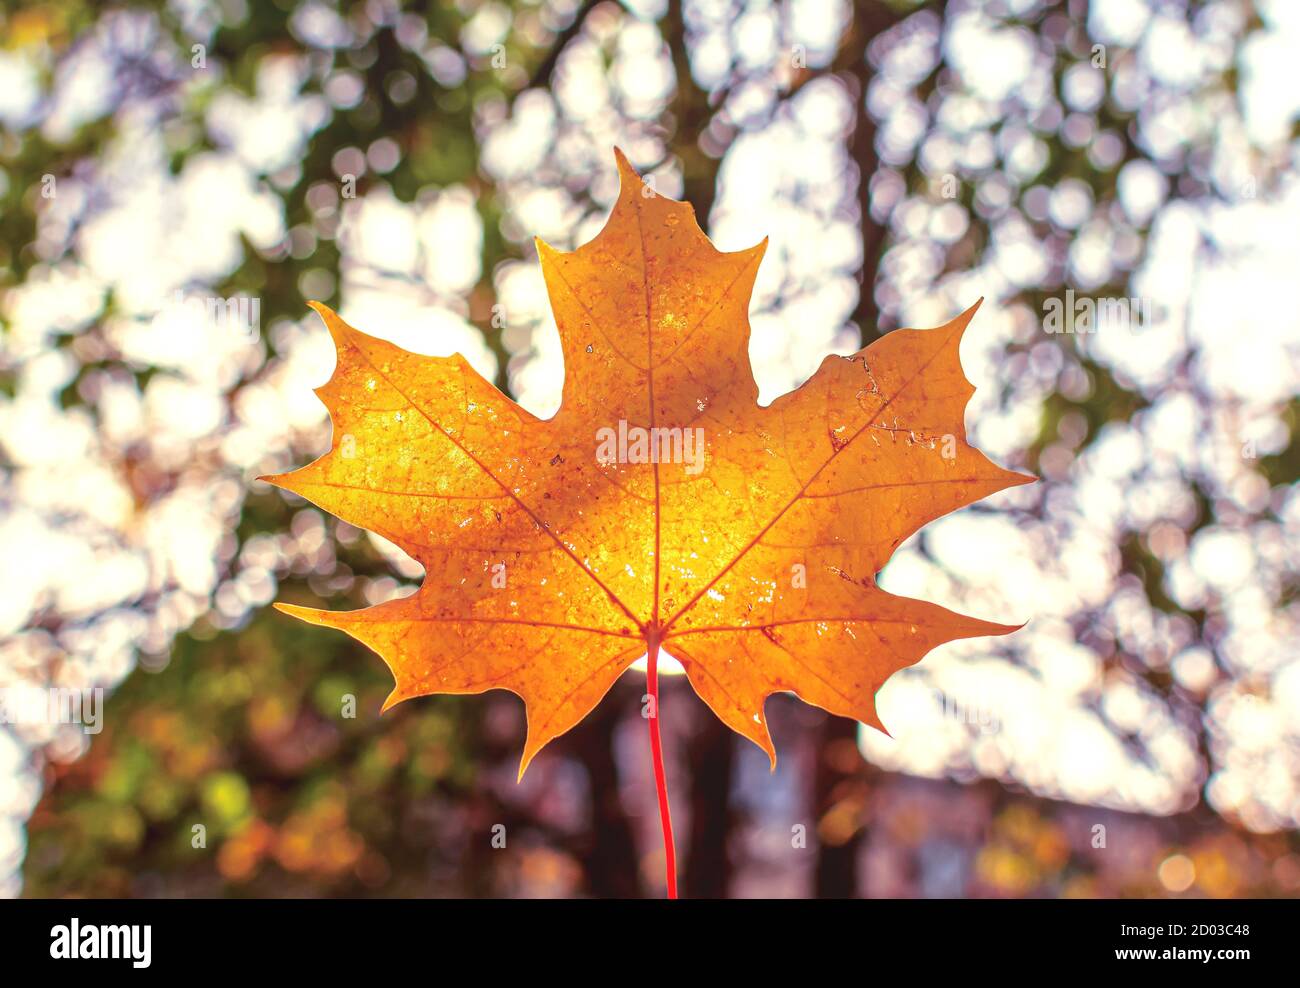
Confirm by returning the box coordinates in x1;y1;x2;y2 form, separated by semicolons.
264;149;1031;838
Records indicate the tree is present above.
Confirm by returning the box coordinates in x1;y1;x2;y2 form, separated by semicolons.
6;0;1298;898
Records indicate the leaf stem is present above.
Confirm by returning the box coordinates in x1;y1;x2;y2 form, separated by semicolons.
646;631;677;898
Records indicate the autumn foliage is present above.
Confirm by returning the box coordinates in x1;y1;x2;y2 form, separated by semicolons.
266;149;1032;787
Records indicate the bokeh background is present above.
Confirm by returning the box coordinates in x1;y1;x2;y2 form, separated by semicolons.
2;0;1299;898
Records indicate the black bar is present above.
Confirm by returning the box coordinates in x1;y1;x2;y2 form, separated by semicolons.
1;898;1285;975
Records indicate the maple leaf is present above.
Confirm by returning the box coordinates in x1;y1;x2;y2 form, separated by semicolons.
264;150;1033;787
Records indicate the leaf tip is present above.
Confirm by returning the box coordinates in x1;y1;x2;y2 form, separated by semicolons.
1009;469;1038;488
985;618;1029;638
535;235;559;261
612;146;647;195
517;741;541;783
752;714;777;771
305;300;353;347
273;601;320;623
947;297;985;339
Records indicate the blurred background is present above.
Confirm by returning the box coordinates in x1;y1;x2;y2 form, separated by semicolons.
2;0;1299;899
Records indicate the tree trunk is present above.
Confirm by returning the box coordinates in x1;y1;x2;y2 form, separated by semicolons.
684;711;735;897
